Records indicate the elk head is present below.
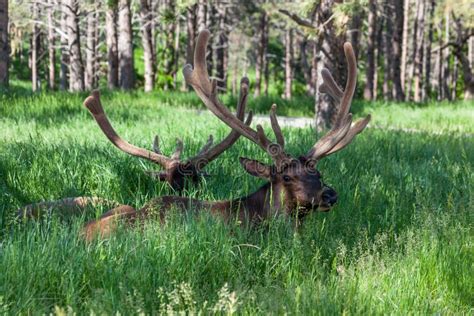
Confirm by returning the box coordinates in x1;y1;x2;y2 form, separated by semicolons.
83;86;252;192
184;30;371;216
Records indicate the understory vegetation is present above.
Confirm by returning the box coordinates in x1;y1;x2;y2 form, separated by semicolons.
0;88;472;314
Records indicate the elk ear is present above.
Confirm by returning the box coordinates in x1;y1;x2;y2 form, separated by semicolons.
239;157;271;179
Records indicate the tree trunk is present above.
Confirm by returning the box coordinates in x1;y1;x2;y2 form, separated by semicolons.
374;11;384;100
436;22;443;100
186;5;196;65
284;29;293;99
442;12;451;99
254;10;267;97
205;3;214;77
32;2;39;92
391;0;405;101
118;0;134;90
406;0;421;100
423;0;435;100
162;0;176;90
315;0;346;131
413;0;425;102
173;19;180;89
349;7;363;60
47;0;56;90
383;1;393;100
311;43;318;98
59;6;68;90
401;0;410;93
140;0;156;92
196;0;206;32
85;4;98;90
0;0;8;87
65;0;84;92
300;37;315;96
215;3;227;90
451;57;458;100
263;17;270;96
106;5;119;89
364;0;377;101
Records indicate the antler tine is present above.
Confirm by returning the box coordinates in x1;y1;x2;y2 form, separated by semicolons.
84;91;173;168
307;42;370;161
334;43;357;128
319;68;343;103
270;104;285;148
196;135;214;157
190;76;253;165
153;135;162;154
184;30;288;166
325;115;371;155
171;138;183;160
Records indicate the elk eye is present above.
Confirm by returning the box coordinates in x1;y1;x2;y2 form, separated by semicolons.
283;175;291;182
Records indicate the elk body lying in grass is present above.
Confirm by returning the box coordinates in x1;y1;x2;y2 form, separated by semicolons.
18;30;370;241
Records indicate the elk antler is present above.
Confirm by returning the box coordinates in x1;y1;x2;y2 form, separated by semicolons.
306;43;371;161
84;84;252;189
84;91;174;168
183;30;289;169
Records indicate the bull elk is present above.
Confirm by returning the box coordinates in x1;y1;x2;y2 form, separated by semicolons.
18;30;370;241
84;79;252;192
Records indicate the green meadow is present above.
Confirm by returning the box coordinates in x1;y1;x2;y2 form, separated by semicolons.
0;87;472;314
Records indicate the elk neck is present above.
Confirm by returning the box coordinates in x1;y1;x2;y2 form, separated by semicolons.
214;181;291;223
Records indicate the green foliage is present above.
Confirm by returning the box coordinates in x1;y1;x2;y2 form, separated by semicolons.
0;90;473;314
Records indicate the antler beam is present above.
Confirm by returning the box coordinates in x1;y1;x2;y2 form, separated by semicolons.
184;30;289;168
306;43;371;161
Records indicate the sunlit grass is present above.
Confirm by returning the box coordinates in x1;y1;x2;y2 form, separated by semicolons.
0;89;472;314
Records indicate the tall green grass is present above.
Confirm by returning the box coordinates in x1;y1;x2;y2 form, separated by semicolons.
0;90;472;314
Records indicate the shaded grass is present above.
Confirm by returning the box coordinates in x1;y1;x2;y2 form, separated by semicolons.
0;90;473;314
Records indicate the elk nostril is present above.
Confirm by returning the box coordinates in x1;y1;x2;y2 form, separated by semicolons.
322;190;338;205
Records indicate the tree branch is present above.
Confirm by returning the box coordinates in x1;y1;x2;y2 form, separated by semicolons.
278;9;315;29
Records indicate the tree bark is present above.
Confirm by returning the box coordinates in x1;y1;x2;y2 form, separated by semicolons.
314;0;346;131
215;3;227;90
140;0;156;92
284;29;293;99
436;22;443;100
173;19;180;89
254;10;267;97
383;1;393;100
442;12;451;99
451;16;473;100
413;0;425;102
85;3;98;90
32;2;40;92
186;5;196;66
349;6;363;60
423;0;435;100
263;17;270;96
118;0;134;90
196;0;206;32
451;57;457;100
401;0;410;93
364;0;377;101
106;5;119;89
391;0;405;100
59;5;68;90
406;0;421;100
300;37;315;96
162;0;176;90
47;0;56;90
64;0;84;92
0;0;8;87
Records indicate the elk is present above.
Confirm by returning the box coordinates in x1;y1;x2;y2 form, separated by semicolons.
84;79;252;192
18;30;370;242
